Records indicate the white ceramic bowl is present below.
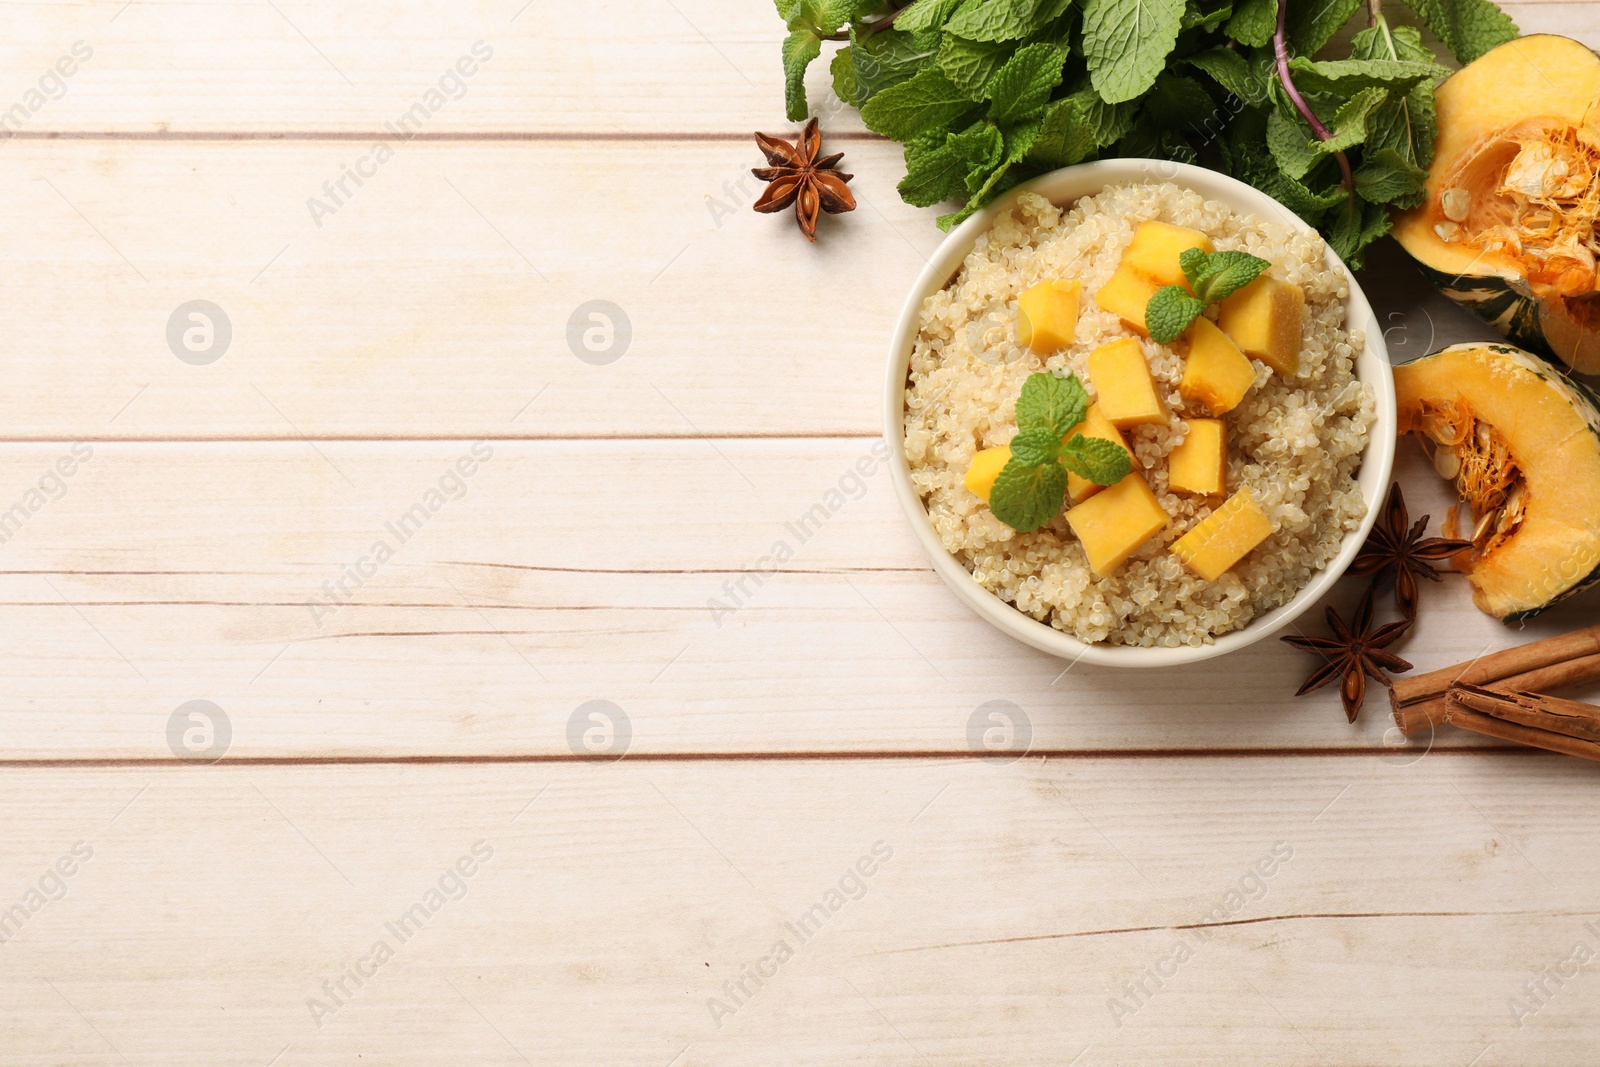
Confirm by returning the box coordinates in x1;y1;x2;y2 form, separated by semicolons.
884;159;1397;667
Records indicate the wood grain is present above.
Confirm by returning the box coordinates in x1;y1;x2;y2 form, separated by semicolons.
1;3;1598;1063
0;1;1574;137
1;758;1596;1066
0;138;935;440
0;0;837;136
0;441;1588;759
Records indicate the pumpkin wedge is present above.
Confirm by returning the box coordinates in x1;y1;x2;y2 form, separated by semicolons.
1395;343;1600;621
1393;35;1600;374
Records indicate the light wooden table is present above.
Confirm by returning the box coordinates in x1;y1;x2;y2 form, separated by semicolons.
1;2;1597;1064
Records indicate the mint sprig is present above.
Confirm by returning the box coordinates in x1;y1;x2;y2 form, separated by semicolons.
989;372;1134;532
774;0;1520;266
1145;247;1271;344
1013;368;1087;438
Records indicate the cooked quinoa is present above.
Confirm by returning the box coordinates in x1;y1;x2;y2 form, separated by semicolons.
904;183;1376;647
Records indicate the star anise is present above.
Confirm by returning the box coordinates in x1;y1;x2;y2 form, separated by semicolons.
752;118;855;242
1281;583;1415;723
1350;482;1473;619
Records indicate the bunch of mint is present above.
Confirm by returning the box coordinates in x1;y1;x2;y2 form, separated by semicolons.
990;372;1132;532
773;0;1518;267
1145;247;1269;342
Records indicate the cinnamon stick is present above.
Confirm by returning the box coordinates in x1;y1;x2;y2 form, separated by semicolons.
1501;652;1600;697
1448;683;1600;743
1390;624;1600;734
1443;702;1600;764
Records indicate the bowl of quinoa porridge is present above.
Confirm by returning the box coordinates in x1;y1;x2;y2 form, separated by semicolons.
885;159;1397;666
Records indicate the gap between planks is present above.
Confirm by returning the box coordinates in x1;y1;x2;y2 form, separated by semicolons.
0;746;1537;768
0;432;882;444
0;130;890;142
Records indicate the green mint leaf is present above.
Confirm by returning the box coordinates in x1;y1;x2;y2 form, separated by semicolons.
989;456;1069;532
781;30;823;121
1327;193;1391;270
902;119;998;206
1218;105;1275;183
819;0;871;30
848;26;937;104
1015;371;1089;439
1223;0;1275;47
1220;108;1342;228
1185;47;1261;104
1059;433;1134;487
1118;118;1200;168
964;129;1019;197
986;42;1067;124
997;116;1043;165
936;202;983;231
1277;166;1349;223
860;65;980;140
937;34;1015;98
1193;250;1270;304
1025;95;1098;169
1312;86;1388;156
1266;108;1321;181
1289;0;1361;55
1008;428;1064;468
1081;0;1186;104
1352;24;1438;170
1354;146;1428;207
1285;56;1448;97
946;0;1070;43
1181;0;1232;33
893;0;966;33
950;114;1041;219
1054;81;1142;147
831;46;860;106
1178;246;1208;290
899;121;1002;206
1142;72;1217;129
1404;0;1518;64
1145;286;1206;344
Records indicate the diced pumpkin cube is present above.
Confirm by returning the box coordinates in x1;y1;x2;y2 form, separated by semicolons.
1121;221;1214;289
1016;279;1082;354
1065;404;1136;505
1167;419;1227;497
1065;473;1169;577
964;445;1010;503
1088;337;1167;429
1180;316;1258;416
1094;265;1162;336
1171;486;1275;581
1217;275;1305;377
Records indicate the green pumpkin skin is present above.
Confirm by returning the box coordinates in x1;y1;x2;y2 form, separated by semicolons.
1398;343;1600;623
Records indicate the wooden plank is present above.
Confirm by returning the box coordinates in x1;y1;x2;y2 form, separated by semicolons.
0;2;1585;135
0;140;1569;444
0;0;848;135
0;439;1589;759
0;138;936;440
0;756;1596;1065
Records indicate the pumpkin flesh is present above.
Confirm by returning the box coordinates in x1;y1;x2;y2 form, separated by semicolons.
1393;35;1600;373
1395;343;1600;621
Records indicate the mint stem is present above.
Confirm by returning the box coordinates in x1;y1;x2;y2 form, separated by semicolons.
820;3;909;41
1274;0;1355;193
1366;0;1383;27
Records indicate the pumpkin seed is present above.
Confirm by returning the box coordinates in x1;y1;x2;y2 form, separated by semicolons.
1473;506;1500;544
1433;448;1462;480
1441;188;1471;222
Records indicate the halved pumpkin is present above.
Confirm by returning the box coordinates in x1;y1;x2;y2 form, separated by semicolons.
1393;35;1600;375
1395;343;1600;621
